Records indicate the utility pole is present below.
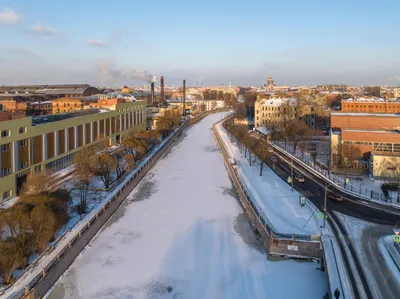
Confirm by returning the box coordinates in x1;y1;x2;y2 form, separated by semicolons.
291;159;294;191
323;180;328;228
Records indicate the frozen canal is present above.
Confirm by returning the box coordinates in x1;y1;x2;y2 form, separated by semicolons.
47;113;327;299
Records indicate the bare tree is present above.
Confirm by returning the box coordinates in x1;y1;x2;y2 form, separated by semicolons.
22;172;52;196
121;135;147;162
90;152;117;190
340;144;361;185
74;148;93;213
382;157;400;202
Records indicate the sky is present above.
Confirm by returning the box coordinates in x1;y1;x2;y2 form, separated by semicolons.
0;0;400;87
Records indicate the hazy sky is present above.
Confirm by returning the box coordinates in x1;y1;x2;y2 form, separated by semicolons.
1;0;400;86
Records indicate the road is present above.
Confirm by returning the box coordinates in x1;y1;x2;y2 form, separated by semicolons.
46;113;327;299
251;133;400;299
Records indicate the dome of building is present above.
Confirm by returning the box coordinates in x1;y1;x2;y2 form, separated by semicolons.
121;86;131;93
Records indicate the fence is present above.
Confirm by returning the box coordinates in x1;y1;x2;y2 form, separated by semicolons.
271;141;400;205
213;121;322;260
4;124;185;299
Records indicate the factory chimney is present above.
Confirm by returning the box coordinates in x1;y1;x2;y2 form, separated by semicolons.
182;79;186;117
150;82;155;106
160;76;165;106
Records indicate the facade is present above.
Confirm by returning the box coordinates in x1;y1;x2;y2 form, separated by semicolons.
52;98;83;114
254;96;298;127
330;112;400;176
340;97;400;113
0;101;147;202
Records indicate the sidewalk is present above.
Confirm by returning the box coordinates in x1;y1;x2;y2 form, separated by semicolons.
217;123;320;236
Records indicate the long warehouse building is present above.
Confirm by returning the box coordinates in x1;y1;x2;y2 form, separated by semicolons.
0;101;146;202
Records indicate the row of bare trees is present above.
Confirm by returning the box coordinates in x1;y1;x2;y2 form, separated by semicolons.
0;176;71;284
73;130;161;214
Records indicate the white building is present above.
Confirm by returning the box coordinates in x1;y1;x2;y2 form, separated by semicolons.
254;96;298;127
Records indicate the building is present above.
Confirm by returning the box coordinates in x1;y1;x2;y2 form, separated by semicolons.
394;88;400;98
254;96;298;127
146;106;181;130
0;101;147;202
52;98;83;114
340;97;400;113
330;112;400;176
265;76;275;89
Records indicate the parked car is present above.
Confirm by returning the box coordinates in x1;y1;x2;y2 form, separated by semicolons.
328;192;344;202
294;173;305;183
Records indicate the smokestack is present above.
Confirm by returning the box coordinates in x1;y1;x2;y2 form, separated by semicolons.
150;82;155;105
183;79;186;117
160;76;165;106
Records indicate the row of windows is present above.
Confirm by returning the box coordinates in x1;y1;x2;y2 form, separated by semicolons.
1;127;27;138
343;141;400;152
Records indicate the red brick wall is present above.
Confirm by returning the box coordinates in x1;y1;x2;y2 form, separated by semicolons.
331;114;399;130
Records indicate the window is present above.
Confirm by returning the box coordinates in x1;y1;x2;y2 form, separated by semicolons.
1;130;10;138
35;165;41;173
256;110;259;114
1;143;10;151
18;127;27;134
18;139;27;147
2;190;12;199
19;161;26;169
1;167;10;176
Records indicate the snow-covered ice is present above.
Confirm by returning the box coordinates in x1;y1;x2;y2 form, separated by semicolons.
46;113;327;299
216;123;320;236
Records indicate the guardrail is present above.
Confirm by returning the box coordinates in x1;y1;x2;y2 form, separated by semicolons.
269;142;400;211
4;124;186;299
213;119;321;260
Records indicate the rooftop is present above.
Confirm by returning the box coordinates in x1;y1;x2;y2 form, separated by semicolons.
342;97;400;103
331;112;400;117
31;108;104;126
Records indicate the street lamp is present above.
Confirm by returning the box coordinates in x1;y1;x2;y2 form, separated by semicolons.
322;180;335;228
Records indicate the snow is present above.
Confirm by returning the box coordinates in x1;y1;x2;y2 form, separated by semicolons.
378;235;400;282
270;141;400;209
254;126;270;136
45;113;327;299
334;212;395;299
2;127;181;298
216;123;320;236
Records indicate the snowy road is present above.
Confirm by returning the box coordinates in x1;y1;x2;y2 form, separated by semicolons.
46;113;327;299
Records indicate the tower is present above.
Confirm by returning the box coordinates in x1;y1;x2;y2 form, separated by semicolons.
160;76;165;106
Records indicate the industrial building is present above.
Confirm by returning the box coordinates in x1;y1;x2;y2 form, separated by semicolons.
330;112;400;177
0;101;146;202
340;97;400;113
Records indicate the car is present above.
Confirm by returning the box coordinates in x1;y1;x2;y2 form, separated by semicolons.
294;173;305;183
328;192;344;202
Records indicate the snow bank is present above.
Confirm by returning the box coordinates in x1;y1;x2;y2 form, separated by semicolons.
45;112;327;299
216;123;320;236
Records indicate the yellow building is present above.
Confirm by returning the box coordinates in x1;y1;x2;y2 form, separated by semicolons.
52;97;83;114
0;101;147;202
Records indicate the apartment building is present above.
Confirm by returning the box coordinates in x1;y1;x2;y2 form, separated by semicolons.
0;101;146;202
254;96;298;127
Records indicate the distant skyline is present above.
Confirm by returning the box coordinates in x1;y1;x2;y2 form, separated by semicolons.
1;0;400;86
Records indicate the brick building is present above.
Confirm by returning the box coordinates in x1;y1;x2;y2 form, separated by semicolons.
330;112;400;176
340;97;400;113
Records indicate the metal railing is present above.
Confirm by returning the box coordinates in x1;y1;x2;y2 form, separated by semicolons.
3;124;185;299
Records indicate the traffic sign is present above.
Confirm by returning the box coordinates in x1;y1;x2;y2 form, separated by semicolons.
287;176;292;183
300;196;306;207
318;213;324;219
394;235;400;243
